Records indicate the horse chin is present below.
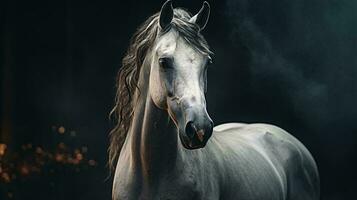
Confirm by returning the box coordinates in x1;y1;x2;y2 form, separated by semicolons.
178;132;206;150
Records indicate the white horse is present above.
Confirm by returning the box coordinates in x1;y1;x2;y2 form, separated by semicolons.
110;1;320;199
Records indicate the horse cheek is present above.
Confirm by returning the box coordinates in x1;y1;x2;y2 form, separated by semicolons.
149;67;167;109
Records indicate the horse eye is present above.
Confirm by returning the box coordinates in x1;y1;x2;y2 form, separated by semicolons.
159;57;172;69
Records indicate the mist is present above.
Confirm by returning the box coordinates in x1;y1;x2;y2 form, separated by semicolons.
204;0;357;198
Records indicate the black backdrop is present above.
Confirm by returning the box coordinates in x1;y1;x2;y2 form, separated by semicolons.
1;0;356;199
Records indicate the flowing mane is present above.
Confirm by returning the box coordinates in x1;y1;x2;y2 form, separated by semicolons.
109;8;212;169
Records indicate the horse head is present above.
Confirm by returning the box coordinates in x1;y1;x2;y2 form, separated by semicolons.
149;1;213;149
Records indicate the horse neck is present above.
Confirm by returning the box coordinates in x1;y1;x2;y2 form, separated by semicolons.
124;60;180;180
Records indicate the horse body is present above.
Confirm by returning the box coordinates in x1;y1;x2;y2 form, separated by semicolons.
112;96;319;200
111;1;319;199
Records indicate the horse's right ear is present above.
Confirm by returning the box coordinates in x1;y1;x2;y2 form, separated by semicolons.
159;0;174;31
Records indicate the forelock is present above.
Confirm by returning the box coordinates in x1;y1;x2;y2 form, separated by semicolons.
162;8;213;56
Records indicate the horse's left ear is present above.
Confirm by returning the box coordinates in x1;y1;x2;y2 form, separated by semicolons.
189;1;210;31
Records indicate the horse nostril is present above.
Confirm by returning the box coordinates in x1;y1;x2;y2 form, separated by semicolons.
185;122;197;139
197;130;205;142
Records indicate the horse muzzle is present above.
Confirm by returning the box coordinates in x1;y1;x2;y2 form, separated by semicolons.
179;107;213;149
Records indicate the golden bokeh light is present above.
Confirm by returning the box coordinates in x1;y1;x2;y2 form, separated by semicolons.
58;126;65;134
0;143;7;156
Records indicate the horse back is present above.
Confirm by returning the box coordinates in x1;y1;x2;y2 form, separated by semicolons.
208;123;320;200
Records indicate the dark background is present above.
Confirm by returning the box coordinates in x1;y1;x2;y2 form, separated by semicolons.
1;0;356;199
